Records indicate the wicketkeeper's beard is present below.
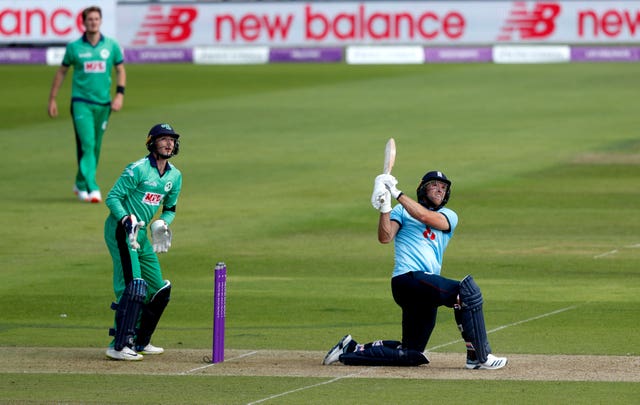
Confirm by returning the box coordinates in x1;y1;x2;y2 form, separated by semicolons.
154;150;173;160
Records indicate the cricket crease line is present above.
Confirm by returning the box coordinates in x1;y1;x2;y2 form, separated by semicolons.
594;249;618;259
594;242;640;258
183;350;259;374
246;369;371;405
428;304;579;352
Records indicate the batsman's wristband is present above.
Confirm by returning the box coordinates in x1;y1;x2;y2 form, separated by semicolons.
116;85;125;95
396;192;404;200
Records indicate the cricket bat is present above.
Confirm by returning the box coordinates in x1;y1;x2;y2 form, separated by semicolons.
378;138;396;205
383;138;396;174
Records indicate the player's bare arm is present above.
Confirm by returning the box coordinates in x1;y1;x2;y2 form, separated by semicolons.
396;194;450;231
111;64;126;112
378;212;399;243
47;66;69;118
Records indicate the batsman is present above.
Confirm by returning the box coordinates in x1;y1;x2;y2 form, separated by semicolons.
323;146;507;369
104;123;183;361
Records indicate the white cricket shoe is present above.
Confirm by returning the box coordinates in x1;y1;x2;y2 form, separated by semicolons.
466;353;508;370
322;334;353;365
135;343;164;355
88;190;102;203
106;346;143;361
73;185;89;202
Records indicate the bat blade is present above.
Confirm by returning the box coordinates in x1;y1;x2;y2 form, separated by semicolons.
383;138;396;174
378;138;396;207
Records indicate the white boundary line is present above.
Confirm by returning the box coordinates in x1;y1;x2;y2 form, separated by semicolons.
246;305;579;405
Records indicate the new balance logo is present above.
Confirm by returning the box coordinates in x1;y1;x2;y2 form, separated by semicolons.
133;6;198;45
498;2;561;41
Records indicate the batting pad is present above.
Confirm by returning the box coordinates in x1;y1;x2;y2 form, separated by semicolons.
111;278;147;351
136;280;171;348
458;275;492;363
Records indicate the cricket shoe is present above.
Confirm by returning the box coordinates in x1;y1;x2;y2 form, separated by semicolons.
88;190;102;203
105;346;143;361
322;334;357;365
135;343;164;355
73;185;89;202
465;353;508;370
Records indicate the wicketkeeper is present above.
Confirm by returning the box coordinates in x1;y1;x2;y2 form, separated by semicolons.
323;171;508;369
104;123;183;361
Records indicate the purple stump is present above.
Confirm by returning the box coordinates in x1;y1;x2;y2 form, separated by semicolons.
212;262;227;363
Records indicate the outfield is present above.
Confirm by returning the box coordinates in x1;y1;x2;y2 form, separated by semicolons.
1;62;639;404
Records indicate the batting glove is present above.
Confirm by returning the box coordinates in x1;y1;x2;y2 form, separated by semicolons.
371;176;387;210
151;220;172;253
380;175;402;199
378;190;392;213
375;174;396;186
122;214;145;250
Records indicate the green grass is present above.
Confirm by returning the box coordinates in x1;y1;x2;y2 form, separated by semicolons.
1;62;639;403
2;374;638;404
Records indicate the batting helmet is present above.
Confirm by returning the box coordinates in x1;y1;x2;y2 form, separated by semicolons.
146;123;180;157
416;171;451;210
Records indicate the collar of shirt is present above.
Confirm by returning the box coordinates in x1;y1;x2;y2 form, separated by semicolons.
82;33;104;45
147;153;172;172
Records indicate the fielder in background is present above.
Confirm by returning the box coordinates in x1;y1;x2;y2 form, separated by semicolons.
323;171;508;370
104;123;182;361
47;5;126;203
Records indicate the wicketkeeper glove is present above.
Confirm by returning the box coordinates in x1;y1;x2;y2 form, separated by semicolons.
122;214;145;250
151;220;172;253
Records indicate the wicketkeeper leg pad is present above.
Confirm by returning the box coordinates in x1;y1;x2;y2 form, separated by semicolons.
110;278;147;351
339;340;429;367
135;280;171;348
457;275;491;363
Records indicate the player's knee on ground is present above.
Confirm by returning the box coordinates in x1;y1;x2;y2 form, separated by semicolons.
340;342;429;366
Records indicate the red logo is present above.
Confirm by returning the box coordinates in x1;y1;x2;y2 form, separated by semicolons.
142;192;163;206
84;61;105;73
423;227;436;241
498;2;561;41
132;6;197;45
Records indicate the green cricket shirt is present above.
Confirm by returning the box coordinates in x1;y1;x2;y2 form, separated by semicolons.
62;33;124;105
106;155;182;227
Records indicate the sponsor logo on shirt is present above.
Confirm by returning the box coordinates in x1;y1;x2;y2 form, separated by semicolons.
84;60;106;73
423;226;436;241
142;192;164;206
